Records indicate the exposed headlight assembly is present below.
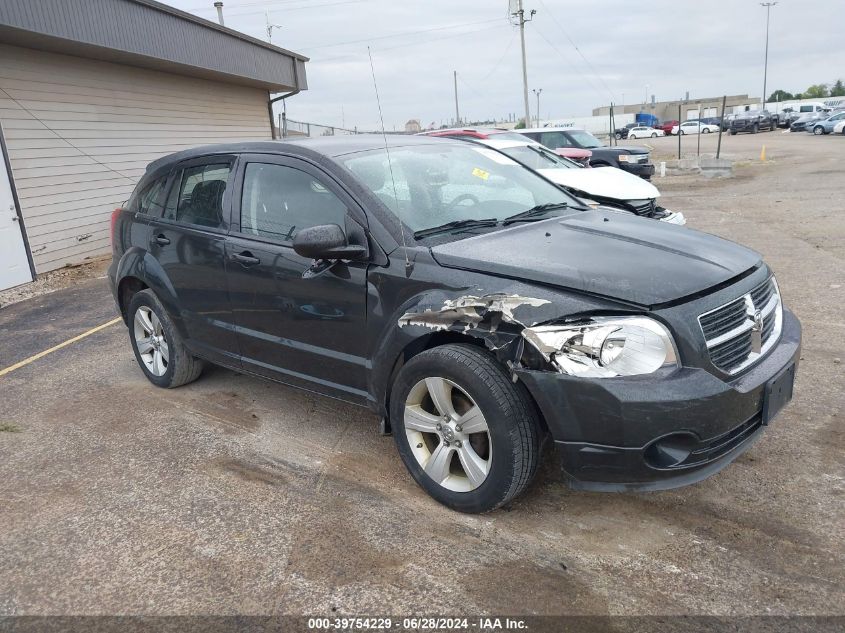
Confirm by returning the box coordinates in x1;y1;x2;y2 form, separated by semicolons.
523;317;679;378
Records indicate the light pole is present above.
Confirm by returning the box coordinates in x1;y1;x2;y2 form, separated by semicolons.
760;2;777;107
533;88;543;127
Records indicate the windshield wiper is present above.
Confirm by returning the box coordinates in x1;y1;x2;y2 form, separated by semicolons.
502;202;569;225
413;218;499;239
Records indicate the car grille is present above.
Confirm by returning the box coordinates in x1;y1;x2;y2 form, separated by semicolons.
629;199;658;217
698;277;783;374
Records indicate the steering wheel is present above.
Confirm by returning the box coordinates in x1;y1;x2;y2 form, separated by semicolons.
446;193;480;211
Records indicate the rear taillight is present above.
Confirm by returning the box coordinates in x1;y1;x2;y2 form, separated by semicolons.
110;208;122;250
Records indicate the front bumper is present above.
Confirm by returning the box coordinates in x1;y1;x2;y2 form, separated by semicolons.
618;160;655;179
516;309;801;491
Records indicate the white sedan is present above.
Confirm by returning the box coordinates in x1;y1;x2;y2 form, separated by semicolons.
834;120;845;135
627;126;665;139
473;137;685;224
671;121;720;135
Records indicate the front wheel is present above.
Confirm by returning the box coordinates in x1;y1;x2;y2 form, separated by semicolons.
651;132;658;138
679;130;685;135
702;127;711;134
615;132;622;140
752;124;759;134
128;289;204;388
813;126;825;135
390;344;541;513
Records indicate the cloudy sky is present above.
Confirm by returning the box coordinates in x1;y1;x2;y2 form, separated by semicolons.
165;0;843;130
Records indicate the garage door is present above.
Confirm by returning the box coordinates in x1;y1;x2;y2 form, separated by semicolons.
0;43;272;274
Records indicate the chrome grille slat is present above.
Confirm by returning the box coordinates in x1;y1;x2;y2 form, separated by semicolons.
698;277;783;374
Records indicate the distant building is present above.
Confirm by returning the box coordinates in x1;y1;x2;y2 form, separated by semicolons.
405;119;422;133
593;95;759;123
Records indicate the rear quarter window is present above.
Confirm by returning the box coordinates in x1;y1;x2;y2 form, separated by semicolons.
131;176;167;216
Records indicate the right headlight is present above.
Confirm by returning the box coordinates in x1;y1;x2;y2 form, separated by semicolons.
522;316;679;378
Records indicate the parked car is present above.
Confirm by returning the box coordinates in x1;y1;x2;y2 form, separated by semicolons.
729;110;777;135
657;120;679;135
110;135;800;512
721;113;738;131
834;120;845;135
614;123;639;140
421;128;592;166
627;126;665;139
672;121;720;135
520;127;655;179
790;112;828;132
809;110;845;135
470;137;684;224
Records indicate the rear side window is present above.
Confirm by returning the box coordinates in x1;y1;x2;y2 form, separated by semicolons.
133;177;167;216
240;163;347;241
540;132;572;148
163;163;231;228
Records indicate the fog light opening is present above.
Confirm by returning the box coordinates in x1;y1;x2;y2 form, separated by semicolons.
645;434;698;468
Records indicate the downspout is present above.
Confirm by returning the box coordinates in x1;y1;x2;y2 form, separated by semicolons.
268;58;302;140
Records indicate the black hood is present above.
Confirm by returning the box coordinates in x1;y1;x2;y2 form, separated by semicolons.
430;210;761;307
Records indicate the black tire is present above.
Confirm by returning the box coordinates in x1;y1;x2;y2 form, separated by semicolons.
615;132;622;140
679;130;685;135
651;132;658;138
730;130;737;136
752;124;759;134
390;344;541;513
127;289;204;388
703;127;711;134
813;126;824;135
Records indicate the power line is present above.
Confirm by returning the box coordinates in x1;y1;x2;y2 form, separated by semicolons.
531;26;610;105
306;18;503;51
534;0;615;102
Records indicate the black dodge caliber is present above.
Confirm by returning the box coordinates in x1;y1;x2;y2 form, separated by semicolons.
109;136;801;513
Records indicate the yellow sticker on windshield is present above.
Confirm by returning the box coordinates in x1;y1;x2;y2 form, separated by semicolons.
472;167;490;181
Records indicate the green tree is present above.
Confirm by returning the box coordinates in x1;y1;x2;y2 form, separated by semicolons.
830;79;845;97
767;89;794;102
803;84;830;98
514;119;527;129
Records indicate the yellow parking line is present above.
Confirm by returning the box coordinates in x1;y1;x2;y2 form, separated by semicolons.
0;317;122;378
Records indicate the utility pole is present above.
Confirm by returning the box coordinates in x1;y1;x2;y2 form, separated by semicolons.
214;1;224;25
532;88;543;127
760;2;777;107
454;71;461;125
512;0;536;127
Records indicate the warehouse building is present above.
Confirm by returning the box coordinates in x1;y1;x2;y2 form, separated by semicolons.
593;94;759;123
0;0;307;290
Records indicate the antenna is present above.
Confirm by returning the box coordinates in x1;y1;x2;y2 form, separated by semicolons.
265;11;283;43
368;46;411;269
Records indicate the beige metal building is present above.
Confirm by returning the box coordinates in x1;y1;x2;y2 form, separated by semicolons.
0;0;307;290
593;94;759;123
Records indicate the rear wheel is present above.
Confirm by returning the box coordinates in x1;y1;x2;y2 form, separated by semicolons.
703;127;711;134
651;132;658;138
390;344;541;513
128;289;204;388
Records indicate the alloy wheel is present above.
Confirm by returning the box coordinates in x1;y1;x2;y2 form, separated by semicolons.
133;306;169;376
404;377;491;492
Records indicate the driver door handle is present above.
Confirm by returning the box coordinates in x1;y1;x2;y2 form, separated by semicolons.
231;251;260;267
153;234;170;246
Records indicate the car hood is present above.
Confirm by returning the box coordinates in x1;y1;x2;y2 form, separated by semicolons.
537;166;660;202
593;146;649;156
430;210;761;307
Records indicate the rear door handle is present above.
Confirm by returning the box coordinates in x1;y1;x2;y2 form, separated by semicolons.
231;251;260;267
153;234;170;246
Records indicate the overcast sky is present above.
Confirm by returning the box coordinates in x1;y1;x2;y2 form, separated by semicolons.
165;0;843;130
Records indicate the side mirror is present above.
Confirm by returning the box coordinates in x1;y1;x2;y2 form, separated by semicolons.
293;224;367;261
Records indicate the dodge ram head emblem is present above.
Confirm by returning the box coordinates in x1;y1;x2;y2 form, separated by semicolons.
750;310;764;353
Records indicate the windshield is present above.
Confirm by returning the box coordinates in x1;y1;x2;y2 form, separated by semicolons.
341;144;577;233
488;132;536;142
498;144;577;171
566;130;603;148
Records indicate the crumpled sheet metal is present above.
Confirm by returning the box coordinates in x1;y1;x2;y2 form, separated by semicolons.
398;293;551;333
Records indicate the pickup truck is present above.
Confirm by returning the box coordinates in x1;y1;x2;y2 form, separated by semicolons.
729;110;777;134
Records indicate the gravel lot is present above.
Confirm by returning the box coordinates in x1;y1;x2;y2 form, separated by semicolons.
0;130;842;618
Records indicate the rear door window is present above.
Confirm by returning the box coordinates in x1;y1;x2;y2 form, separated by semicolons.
163;163;231;228
539;132;573;148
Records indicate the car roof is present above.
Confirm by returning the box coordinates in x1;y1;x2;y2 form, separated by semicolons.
521;127;584;133
144;134;462;172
